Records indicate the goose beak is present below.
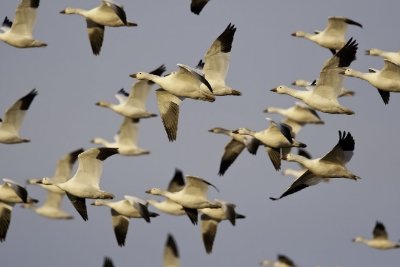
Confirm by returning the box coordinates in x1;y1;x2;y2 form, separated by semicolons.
290;32;297;36
338;69;346;75
291;81;296;86
145;189;151;194
59;10;66;14
90;202;96;206
129;73;137;78
270;88;277;92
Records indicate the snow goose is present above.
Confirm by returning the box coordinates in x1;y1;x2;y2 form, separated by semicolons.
283;131;359;180
190;0;210;15
232;118;307;171
36;147;119;221
292;16;362;54
197;23;241;96
146;169;198;225
292;79;355;97
91;195;159;246
164;234;180;267
0;179;38;242
199;200;245;254
271;38;358;114
341;59;400;105
60;0;137;55
96;65;165;119
146;175;221;222
260;254;297;267
352;221;400;250
264;103;324;125
366;48;400;65
208;127;250;176
0;89;38;144
25;148;83;219
91;117;149;156
0;0;47;48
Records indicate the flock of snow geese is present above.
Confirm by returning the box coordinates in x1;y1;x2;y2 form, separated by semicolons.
1;0;400;266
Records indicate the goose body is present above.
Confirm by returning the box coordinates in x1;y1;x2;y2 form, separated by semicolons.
96;65;165;119
198;23;241;96
200;200;245;254
36;147;119;221
292;16;362;53
341;60;400;104
91;196;158;246
233;119;306;171
60;0;137;55
272;39;358;114
366;48;400;65
91;117;149;156
0;0;47;48
292;79;355;97
264;103;324;125
0;89;38;144
353;221;400;250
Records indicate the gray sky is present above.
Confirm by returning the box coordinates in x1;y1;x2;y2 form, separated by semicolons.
1;0;400;266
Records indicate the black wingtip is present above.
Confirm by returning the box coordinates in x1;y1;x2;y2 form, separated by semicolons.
118;88;129;97
96;147;119;160
150;64;166;76
337;131;355;151
2;16;12;28
166;234;180;257
269;197;279;201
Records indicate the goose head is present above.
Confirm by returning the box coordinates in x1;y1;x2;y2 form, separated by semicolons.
339;68;353;76
90;200;107;206
130;72;146;80
291;31;307;37
35;177;53;185
95;101;111;108
270;85;289;94
352;236;365;243
145;188;165;196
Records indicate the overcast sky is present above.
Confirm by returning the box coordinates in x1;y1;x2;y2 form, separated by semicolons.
1;0;400;266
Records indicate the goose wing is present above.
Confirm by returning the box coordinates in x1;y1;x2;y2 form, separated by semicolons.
114;88;129;104
270;170;321;200
70;147;118;187
177;64;213;92
1;89;37;135
101;0;127;25
41;191;64;210
266;147;281;171
117;117;138;147
203;23;236;86
277;254;297;267
321;131;354;165
191;0;210;15
167;169;185;193
102;257;114;267
2;178;28;203
373;221;388;240
324;17;362;37
164;234;180;267
201;214;219;254
156;89;182;142
111;209;129;246
66;192;87;221
313;38;358;100
86;19;104;55
53;148;84;183
0;201;12;242
218;139;245;176
380;59;400;79
182;176;219;197
11;0;40;37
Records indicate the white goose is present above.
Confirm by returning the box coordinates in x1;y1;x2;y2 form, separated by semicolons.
232;118;307;171
91;195;159;246
200;200;245;254
283;131;359;179
197;23;241;96
146;175;221;214
264;103;324;125
353;221;400;250
0;178;38;242
208;127;249;176
36;147;119;221
0;89;38;144
292;16;362;54
25;148;83;219
91;117;149;156
132;64;214;141
146;169;198;225
190;0;210;15
60;0;138;55
341;59;400;105
291;79;355;97
164;234;180;267
260;254;297;267
96;65;165;119
366;48;400;65
0;0;47;48
271;38;358;115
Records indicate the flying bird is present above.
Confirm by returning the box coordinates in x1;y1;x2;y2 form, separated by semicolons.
352;221;400;249
365;48;400;65
60;0;138;55
0;89;38;144
35;147;119;221
0;0;47;48
292;16;362;54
